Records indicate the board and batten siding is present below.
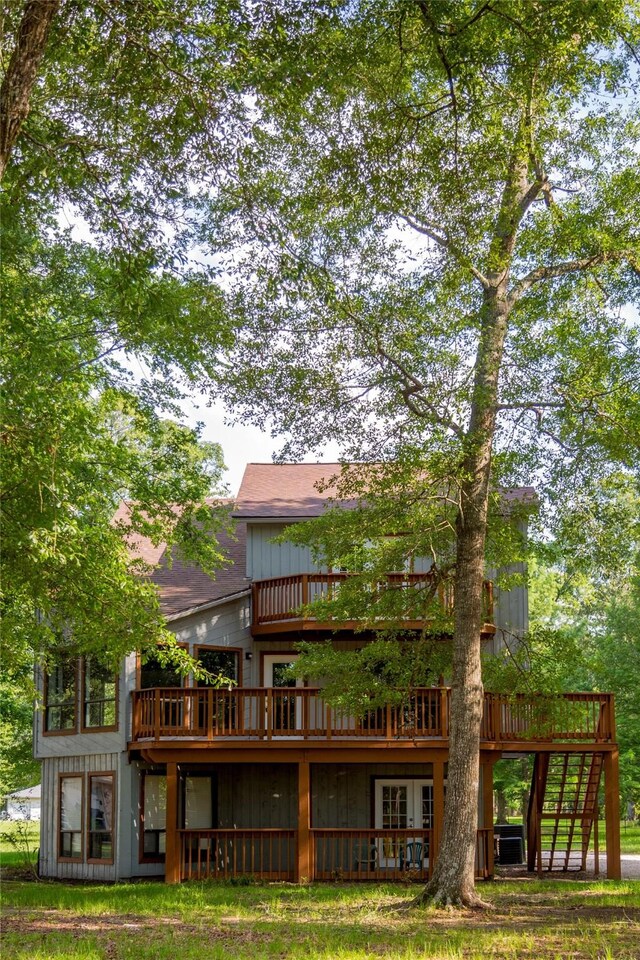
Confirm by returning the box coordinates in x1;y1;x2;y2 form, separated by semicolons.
246;523;327;580
312;763;434;828
216;764;298;829
39;752;123;881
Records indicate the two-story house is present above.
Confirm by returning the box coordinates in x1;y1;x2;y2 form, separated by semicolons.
35;463;621;884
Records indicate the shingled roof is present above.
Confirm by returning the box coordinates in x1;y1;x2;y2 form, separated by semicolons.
233;463;536;519
233;463;350;519
113;501;248;618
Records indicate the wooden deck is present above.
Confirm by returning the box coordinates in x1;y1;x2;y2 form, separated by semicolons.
130;687;615;748
251;572;495;635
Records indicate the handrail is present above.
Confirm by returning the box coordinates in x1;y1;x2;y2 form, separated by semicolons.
130;687;614;745
251;571;494;627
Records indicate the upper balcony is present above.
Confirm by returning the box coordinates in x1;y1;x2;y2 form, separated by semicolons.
129;687;615;754
251;572;496;637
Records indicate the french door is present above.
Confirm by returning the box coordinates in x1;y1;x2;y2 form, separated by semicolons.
263;655;303;733
374;779;434;868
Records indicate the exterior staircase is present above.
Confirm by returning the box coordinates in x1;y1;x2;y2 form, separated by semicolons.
527;751;603;872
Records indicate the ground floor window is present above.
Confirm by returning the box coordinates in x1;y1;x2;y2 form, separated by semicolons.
58;775;83;860
183;774;215;829
87;773;115;862
141;772;167;860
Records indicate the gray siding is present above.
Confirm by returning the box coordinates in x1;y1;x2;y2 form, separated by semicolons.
491;570;528;654
35;663;129;760
312;763;434;827
172;597;252;686
39;752;124;881
217;764;298;828
247;523;326;580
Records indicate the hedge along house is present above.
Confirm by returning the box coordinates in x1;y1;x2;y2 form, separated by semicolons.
35;463;621;883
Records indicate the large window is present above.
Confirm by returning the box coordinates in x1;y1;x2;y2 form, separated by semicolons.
141;772;166;861
140;652;184;688
83;659;118;731
183;775;214;828
87;773;114;862
58;775;83;860
195;648;239;687
45;660;77;733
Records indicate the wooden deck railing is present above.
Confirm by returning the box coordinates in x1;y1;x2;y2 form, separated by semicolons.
178;827;493;882
131;688;614;745
180;828;296;881
312;828;433;881
251;572;494;631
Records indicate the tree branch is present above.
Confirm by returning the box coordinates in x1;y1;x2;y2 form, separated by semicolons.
374;338;464;437
509;250;637;303
399;214;491;289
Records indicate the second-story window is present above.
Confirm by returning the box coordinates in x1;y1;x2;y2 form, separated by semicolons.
82;659;118;731
140;652;184;688
45;660;77;733
195;648;239;687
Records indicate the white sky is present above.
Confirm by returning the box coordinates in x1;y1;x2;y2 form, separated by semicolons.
178;393;340;495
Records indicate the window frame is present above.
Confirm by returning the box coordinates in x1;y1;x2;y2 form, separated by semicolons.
139;770;167;864
86;771;116;865
81;658;119;733
44;659;79;736
194;646;243;688
57;773;84;862
136;643;189;689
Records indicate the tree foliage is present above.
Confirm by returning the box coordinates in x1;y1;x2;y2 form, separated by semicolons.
0;1;244;675
200;0;640;904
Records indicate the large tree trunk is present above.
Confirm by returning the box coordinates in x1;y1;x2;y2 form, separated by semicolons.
417;285;510;907
0;0;60;180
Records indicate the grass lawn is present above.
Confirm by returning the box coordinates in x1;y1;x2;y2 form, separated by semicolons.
2;823;639;959
1;875;639;959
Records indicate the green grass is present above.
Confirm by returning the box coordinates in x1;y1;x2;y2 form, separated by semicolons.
0;821;40;871
618;822;640;854
1;878;639;959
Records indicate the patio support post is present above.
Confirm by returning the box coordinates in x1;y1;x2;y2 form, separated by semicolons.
165;762;180;884
432;758;445;870
482;757;495;877
604;749;621;880
297;760;312;882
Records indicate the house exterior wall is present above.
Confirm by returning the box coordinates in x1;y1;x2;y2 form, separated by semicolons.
39;751;123;881
247;522;326;580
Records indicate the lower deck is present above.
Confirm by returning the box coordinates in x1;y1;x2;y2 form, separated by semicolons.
136;753;620;884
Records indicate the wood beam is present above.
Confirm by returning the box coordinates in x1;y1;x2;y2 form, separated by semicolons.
481;758;495;877
164;762;180;884
604;749;621;880
432;758;445;869
297;761;312;882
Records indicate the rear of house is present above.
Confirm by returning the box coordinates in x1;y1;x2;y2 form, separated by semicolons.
34;463;621;883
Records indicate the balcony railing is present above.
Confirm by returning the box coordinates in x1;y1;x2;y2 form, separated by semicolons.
251;572;495;634
131;687;614;745
179;827;493;882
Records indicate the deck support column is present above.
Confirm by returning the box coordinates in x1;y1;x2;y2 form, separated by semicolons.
432;758;445;872
604;749;621;880
165;762;180;884
297;760;312;882
482;756;495;877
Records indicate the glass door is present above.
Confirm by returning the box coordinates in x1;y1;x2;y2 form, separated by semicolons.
263;655;302;733
374;779;433;868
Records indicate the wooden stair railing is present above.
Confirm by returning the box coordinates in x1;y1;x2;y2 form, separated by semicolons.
527;750;603;874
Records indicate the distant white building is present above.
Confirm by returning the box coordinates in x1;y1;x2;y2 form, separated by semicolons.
4;785;41;820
